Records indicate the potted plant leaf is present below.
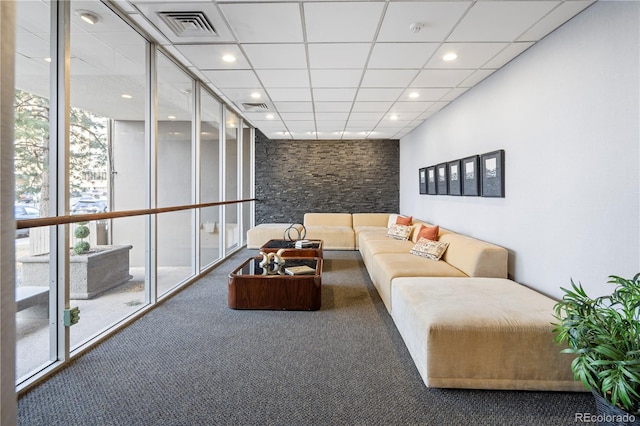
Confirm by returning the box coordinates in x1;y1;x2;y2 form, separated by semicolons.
553;273;640;423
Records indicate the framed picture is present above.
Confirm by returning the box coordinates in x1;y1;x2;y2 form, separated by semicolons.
447;160;461;196
419;168;427;194
461;155;480;196
481;150;505;197
426;166;437;195
436;163;448;195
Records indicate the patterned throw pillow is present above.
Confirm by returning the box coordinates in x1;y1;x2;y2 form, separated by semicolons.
410;237;449;260
387;224;412;240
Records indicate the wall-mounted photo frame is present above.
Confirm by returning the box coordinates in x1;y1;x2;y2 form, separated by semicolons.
461;155;480;196
436;163;448;195
447;160;461;196
426;166;437;195
481;150;505;198
419;168;427;194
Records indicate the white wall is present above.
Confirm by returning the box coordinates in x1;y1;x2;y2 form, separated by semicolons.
400;1;639;299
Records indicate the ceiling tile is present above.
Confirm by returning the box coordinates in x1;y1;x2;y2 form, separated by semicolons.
390;102;435;113
279;112;315;121
368;43;439;69
266;88;312;102
460;69;497;87
261;130;291;140
256;69;310;87
425;43;509;69
355;88;404;102
285;121;316;131
349;112;385;121
440;87;469;102
304;2;385;43
314;102;353;113
377;1;471;42
361;70;419;88
222;88;269;103
351;102;394;113
176;44;250;70
310;69;362;88
519;1;595;41
483;42;534;69
448;1;560;42
219;2;304;43
273;101;313;113
315;112;350;121
399;88;450;102
202;70;260;88
313;88;357;102
242;44;307;69
308;43;371;69
411;69;474;88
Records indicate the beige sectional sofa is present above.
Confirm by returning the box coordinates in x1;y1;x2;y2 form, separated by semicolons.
246;213;582;392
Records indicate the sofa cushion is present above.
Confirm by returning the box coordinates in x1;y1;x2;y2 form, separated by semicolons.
395;215;412;226
387;224;412;240
412;224;439;242
410;238;449;260
352;213;391;228
304;226;355;250
304;213;352;227
246;223;304;249
438;233;508;278
391;277;584;392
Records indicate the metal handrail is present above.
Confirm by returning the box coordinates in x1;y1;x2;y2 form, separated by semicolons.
16;198;256;229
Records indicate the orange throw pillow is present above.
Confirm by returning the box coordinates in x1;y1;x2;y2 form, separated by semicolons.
396;215;412;226
416;225;439;241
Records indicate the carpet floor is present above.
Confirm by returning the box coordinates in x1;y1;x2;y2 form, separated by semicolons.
18;249;593;425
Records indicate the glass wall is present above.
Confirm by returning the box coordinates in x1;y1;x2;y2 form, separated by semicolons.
200;89;222;269
12;0;254;390
224;108;240;253
156;52;195;295
69;0;149;348
14;0;53;382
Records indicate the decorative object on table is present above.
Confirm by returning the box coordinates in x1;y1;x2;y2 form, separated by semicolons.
294;239;314;248
419;168;427;194
462;155;480;196
258;248;287;275
284;265;316;275
436;163;448;195
426;166;437;195
283;223;306;242
447;160;461;196
480;149;505;197
553;273;640;422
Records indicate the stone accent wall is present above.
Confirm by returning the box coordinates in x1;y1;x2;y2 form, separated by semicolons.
255;131;399;224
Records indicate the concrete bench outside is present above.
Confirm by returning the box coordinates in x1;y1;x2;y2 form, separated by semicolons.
16;286;49;312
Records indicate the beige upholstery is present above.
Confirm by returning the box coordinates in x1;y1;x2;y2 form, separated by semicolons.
352;213;392;249
303;213;355;250
391;277;585;392
246;223;304;249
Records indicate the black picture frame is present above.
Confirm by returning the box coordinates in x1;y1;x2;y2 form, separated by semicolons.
480;149;505;198
426;166;437;195
436;163;448;195
419;168;427;194
447;159;461;196
461;155;480;196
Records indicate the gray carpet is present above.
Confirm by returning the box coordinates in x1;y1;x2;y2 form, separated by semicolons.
18;249;593;425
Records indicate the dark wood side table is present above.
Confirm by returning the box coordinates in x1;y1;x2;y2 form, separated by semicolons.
228;257;322;311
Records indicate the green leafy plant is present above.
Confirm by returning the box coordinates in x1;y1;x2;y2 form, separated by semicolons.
73;222;91;255
553;273;640;414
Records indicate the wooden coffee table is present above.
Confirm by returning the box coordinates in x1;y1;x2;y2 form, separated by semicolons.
259;239;323;259
228;257;322;311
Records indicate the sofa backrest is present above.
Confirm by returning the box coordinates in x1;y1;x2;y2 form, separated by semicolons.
304;213;353;227
352;213;391;228
438;233;508;278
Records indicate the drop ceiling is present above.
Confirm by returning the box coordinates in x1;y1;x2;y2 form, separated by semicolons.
99;1;596;139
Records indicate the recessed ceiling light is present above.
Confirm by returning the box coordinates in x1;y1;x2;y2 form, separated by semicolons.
167;115;176;120
222;54;236;63
266;114;274;120
121;94;132;99
390;114;399;120
251;92;261;99
409;92;420;99
443;52;458;62
44;57;51;63
76;10;100;25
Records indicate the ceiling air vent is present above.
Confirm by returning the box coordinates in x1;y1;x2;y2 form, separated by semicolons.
241;103;269;112
157;11;217;37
